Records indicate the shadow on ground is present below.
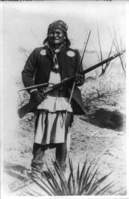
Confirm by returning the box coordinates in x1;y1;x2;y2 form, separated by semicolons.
80;108;126;132
4;162;30;181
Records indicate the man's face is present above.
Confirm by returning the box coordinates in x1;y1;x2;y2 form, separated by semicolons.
48;29;65;46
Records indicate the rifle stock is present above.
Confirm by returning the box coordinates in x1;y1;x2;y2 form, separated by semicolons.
18;99;38;118
18;76;74;118
18;51;125;118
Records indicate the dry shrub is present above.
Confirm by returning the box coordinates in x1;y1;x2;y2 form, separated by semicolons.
81;65;125;112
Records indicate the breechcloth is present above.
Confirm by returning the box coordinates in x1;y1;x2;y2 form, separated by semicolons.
31;112;73;173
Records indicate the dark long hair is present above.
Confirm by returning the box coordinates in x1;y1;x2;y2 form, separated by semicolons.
43;32;71;48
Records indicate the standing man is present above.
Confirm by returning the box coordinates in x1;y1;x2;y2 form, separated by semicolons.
22;20;86;178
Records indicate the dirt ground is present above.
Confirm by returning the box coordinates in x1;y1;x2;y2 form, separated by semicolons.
2;104;127;196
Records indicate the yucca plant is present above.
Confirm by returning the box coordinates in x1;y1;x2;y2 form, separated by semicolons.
27;157;115;196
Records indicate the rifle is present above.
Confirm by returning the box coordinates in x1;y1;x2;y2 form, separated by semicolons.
18;77;74;118
18;50;125;119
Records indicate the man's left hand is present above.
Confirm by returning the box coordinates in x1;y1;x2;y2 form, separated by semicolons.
74;74;84;85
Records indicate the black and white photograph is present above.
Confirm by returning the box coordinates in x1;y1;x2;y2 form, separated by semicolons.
0;0;128;198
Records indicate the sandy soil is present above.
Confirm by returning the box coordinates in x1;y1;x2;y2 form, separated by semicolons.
2;105;126;196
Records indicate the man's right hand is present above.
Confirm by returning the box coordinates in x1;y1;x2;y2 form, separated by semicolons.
31;90;45;103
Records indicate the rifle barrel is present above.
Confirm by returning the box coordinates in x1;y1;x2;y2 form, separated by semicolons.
81;51;125;75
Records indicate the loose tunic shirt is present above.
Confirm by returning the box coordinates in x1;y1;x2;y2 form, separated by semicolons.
34;70;73;145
